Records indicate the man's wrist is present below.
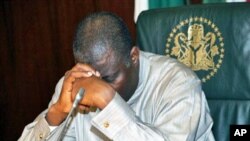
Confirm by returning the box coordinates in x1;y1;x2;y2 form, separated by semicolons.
45;104;68;126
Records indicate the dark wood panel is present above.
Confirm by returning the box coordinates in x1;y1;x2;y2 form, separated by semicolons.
96;0;136;42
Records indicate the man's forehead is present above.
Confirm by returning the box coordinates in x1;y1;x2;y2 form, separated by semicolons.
92;49;121;76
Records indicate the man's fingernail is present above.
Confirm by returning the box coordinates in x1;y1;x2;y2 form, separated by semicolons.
96;71;100;77
87;72;92;76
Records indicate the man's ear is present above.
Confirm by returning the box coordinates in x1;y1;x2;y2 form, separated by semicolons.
130;46;140;65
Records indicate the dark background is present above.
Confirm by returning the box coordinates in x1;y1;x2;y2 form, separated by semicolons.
0;0;201;140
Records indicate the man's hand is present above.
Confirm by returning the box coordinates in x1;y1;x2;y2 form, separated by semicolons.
72;76;115;110
46;63;100;126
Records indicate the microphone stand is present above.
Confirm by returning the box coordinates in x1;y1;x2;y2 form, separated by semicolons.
57;88;85;141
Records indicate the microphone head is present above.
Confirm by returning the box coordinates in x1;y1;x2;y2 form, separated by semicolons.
73;88;85;108
76;88;84;100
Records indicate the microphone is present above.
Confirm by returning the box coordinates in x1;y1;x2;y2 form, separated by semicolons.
57;88;85;141
72;88;85;110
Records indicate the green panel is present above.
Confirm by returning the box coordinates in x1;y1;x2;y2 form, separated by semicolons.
149;0;185;8
203;0;226;4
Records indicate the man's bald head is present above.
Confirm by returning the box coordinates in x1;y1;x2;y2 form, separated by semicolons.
73;12;133;67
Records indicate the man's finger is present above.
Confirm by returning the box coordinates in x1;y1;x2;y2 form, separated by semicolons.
71;63;101;77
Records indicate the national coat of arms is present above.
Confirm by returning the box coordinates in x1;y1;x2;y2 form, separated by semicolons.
165;17;224;82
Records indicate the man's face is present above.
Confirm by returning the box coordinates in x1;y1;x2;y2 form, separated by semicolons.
93;49;139;101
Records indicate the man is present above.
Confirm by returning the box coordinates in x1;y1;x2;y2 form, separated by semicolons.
19;12;215;141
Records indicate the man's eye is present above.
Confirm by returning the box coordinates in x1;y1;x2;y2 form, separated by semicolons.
102;71;119;83
102;76;115;83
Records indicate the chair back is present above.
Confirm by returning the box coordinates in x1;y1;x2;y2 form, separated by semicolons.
136;3;250;141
